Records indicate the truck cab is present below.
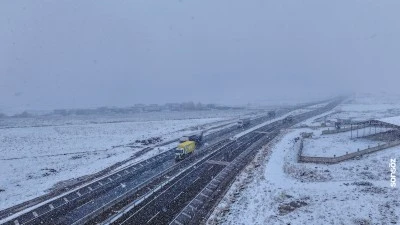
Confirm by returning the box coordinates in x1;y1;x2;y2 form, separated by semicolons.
175;141;196;161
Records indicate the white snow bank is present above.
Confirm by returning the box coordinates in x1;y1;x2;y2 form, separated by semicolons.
377;115;400;127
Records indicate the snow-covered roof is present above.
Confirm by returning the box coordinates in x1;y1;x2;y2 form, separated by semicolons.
375;116;400;127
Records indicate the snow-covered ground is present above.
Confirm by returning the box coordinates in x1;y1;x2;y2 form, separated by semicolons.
302;129;387;157
327;94;400;123
0;109;255;210
208;95;400;225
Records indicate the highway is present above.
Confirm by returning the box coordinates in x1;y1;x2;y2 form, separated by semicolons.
0;99;340;225
1;106;295;225
98;100;342;225
111;133;265;225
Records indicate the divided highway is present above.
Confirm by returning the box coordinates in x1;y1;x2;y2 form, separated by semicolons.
1;107;294;225
0;99;340;225
104;99;341;225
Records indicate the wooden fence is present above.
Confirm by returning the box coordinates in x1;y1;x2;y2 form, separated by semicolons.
298;140;400;164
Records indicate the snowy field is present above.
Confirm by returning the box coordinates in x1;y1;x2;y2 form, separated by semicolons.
324;93;400;123
208;95;400;225
0;109;256;210
302;130;386;157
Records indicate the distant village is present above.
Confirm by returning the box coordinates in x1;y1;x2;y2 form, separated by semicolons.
1;102;245;118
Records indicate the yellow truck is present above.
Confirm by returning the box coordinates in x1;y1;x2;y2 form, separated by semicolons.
175;140;196;161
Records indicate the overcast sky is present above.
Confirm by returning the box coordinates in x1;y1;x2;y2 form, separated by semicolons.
1;0;400;111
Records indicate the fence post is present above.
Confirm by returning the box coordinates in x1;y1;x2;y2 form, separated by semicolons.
351;124;353;139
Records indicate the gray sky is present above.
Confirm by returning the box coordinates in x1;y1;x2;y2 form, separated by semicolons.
1;0;400;111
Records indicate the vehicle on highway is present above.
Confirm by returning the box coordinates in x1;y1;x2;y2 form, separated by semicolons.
283;115;294;123
179;131;204;143
175;141;196;161
176;131;204;161
237;118;251;128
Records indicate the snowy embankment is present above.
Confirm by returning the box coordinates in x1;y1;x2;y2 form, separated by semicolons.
208;97;400;225
0;110;253;211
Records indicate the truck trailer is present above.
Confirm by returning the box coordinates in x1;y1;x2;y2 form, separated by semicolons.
179;131;204;143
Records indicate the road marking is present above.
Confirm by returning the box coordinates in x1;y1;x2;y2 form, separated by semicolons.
206;160;230;166
98;181;103;186
173;192;183;200
32;211;38;217
49;204;54;210
173;220;184;225
63;197;69;203
200;192;210;198
147;211;160;224
209;183;217;188
182;212;191;219
194;198;203;204
193;177;200;183
255;131;269;134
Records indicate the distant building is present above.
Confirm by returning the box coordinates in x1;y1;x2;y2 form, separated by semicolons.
145;104;162;112
165;103;181;111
